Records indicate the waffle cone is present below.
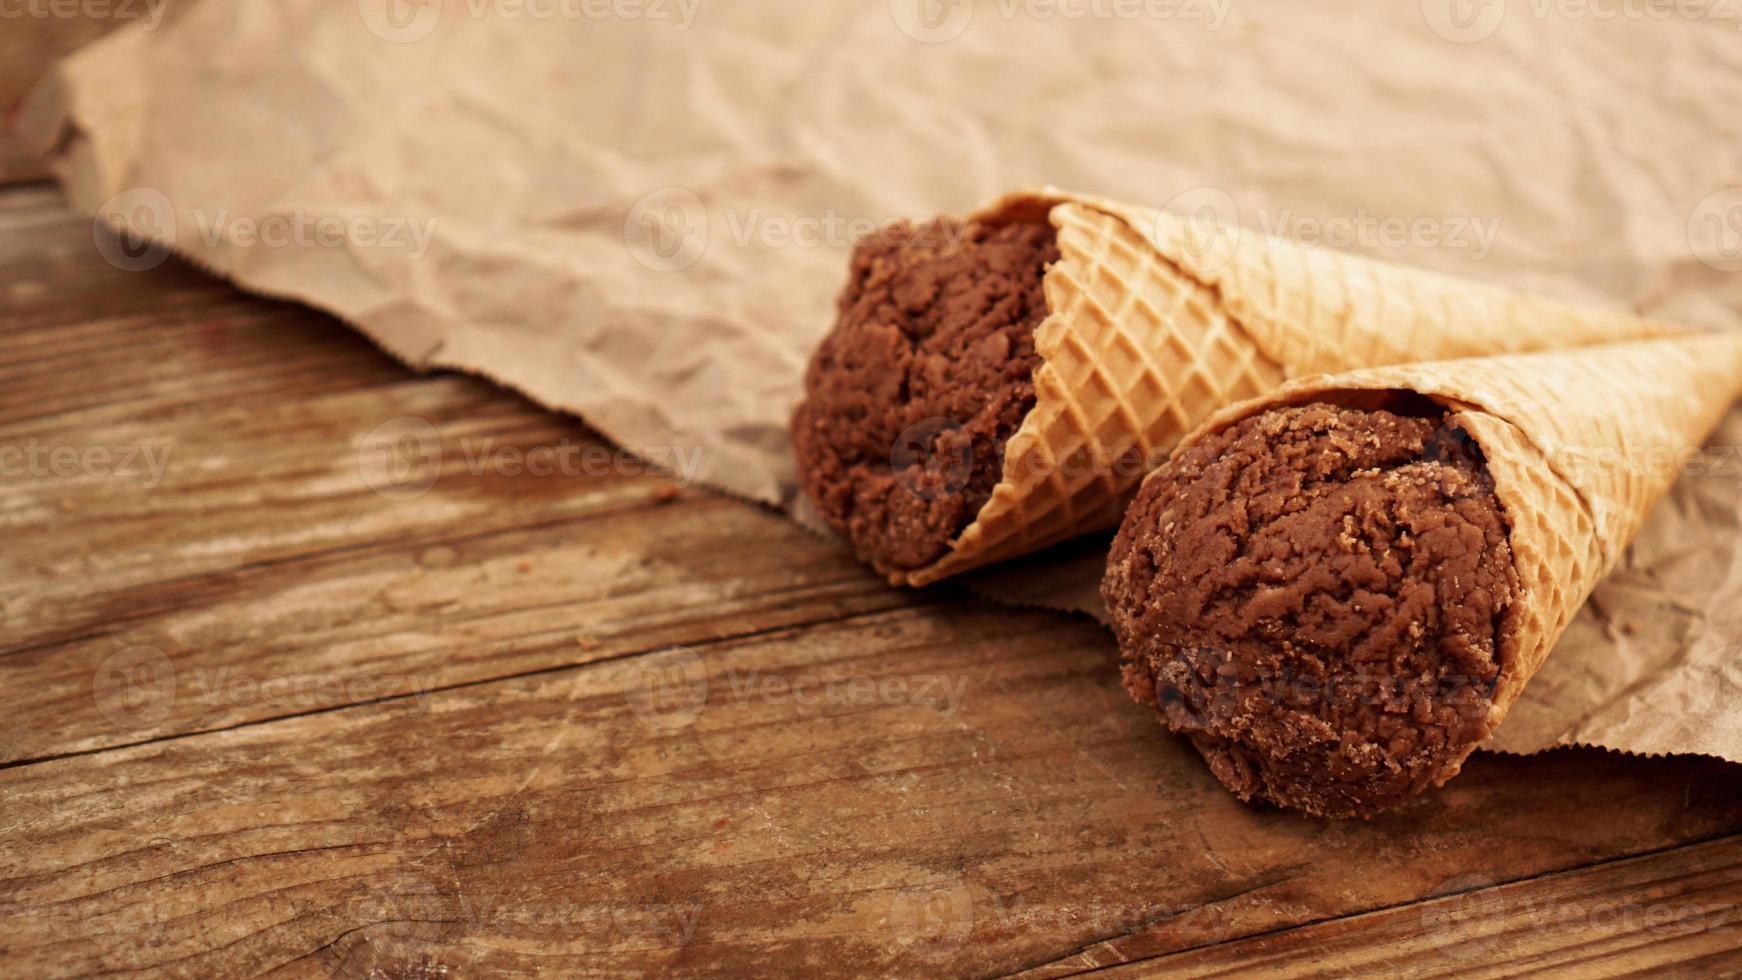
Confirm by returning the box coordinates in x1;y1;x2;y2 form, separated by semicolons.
895;188;1684;586
1167;332;1742;777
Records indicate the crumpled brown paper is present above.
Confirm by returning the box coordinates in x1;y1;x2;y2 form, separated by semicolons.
22;0;1742;762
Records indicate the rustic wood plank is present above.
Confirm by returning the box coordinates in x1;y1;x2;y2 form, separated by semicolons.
3;603;1741;977
0;189;908;760
1083;836;1742;978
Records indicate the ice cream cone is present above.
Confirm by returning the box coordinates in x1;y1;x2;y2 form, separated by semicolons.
897;188;1685;586
1169;331;1742;765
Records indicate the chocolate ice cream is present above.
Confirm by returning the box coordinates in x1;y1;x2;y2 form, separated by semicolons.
791;215;1058;572
1103;401;1520;818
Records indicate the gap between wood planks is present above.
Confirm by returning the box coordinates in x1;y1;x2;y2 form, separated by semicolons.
1006;833;1742;978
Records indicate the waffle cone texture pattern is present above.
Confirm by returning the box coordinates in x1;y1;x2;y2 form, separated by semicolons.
895;188;1684;586
1142;332;1742;782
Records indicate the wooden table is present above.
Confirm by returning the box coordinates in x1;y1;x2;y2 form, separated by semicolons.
2;180;1739;977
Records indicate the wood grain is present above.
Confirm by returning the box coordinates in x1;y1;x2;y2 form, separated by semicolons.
5;604;1742;976
0;185;905;760
3;182;1741;977
1090;837;1742;978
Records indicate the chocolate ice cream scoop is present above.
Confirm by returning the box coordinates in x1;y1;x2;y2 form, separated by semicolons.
790;215;1058;573
1102;401;1521;818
